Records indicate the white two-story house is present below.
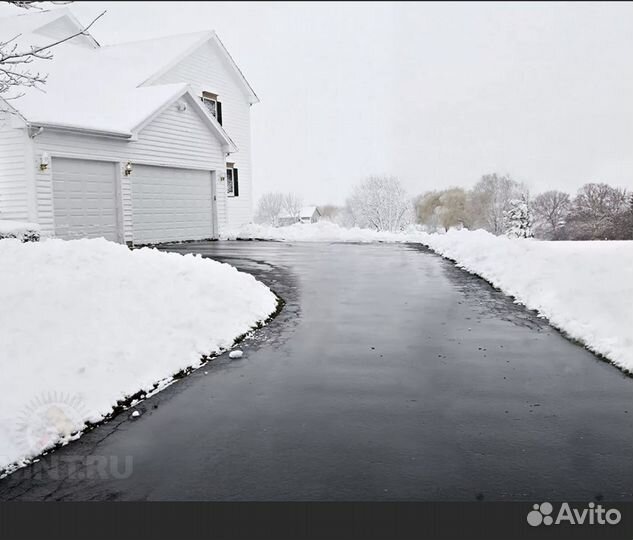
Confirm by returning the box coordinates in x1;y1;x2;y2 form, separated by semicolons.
0;8;258;243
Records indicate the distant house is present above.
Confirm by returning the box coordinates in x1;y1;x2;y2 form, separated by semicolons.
278;206;321;226
0;8;259;244
299;206;321;224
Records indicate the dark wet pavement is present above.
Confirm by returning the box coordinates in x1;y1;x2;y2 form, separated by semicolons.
2;241;633;501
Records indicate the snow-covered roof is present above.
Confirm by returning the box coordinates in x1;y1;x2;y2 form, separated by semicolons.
300;206;319;218
0;8;257;140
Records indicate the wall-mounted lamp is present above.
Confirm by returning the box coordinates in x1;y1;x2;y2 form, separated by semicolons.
124;161;133;176
219;174;226;182
39;152;50;171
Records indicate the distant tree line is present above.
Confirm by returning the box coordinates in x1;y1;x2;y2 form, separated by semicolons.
256;176;413;233
414;174;633;240
256;173;633;240
255;192;303;226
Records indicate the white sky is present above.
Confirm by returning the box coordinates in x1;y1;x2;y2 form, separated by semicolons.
29;2;633;204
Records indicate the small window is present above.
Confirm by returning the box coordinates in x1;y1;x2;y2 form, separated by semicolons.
201;91;223;125
226;164;239;197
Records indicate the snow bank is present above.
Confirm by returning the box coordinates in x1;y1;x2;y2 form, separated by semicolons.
227;222;633;372
422;230;633;372
0;238;277;474
0;220;41;242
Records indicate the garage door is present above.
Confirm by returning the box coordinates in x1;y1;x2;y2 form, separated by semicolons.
52;158;119;241
132;165;214;244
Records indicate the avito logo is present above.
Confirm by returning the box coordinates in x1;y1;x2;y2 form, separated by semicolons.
527;502;621;527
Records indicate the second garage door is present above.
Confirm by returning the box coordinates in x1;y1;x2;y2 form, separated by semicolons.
132;165;215;244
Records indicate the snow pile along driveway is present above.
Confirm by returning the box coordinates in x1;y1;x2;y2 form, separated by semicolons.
0;238;278;474
422;230;633;372
228;222;633;372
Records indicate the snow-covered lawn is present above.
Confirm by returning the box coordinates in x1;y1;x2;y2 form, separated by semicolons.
0;220;41;242
0;238;277;475
227;222;633;373
223;221;417;243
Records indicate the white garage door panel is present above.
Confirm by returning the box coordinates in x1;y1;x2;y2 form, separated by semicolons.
132;165;213;244
52;158;119;241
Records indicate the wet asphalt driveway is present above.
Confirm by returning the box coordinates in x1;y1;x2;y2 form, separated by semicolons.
2;241;633;501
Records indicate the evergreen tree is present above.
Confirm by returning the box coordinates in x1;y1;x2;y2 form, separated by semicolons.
504;195;533;238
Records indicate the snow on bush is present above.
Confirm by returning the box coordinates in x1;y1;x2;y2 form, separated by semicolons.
0;238;278;474
504;197;533;238
227;222;633;372
0;220;41;242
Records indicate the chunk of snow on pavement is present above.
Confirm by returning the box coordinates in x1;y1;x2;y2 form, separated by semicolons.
0;238;277;474
229;350;244;359
226;222;633;372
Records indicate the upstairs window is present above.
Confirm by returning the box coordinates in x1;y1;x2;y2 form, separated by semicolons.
226;163;239;197
201;91;223;125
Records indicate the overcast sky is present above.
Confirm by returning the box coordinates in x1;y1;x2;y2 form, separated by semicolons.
66;2;633;204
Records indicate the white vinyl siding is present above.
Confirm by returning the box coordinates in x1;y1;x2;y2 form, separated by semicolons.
33;94;225;240
153;40;254;230
132;165;213;244
52;158;119;241
0;114;30;221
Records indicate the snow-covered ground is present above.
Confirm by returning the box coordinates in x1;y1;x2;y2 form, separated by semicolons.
0;238;277;475
0;220;41;242
226;222;633;373
223;221;422;243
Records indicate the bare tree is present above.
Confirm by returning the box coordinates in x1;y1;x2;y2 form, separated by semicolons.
436;188;470;230
282;193;303;221
346;175;412;232
566;183;629;240
414;188;470;231
319;204;341;222
469;173;525;235
255;192;284;226
414;191;442;230
333;205;356;228
6;1;72;8
1;3;105;99
532;190;571;240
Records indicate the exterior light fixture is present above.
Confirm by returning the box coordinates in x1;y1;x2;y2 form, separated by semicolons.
39;152;50;171
124;161;133;176
219;174;226;182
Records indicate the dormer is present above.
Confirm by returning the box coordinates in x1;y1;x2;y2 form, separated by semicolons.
33;11;99;49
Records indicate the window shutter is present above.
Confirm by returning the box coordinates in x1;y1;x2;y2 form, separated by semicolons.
217;101;223;125
233;168;239;197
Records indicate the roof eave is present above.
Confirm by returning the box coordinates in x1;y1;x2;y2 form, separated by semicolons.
211;32;260;105
27;122;132;139
185;90;239;153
